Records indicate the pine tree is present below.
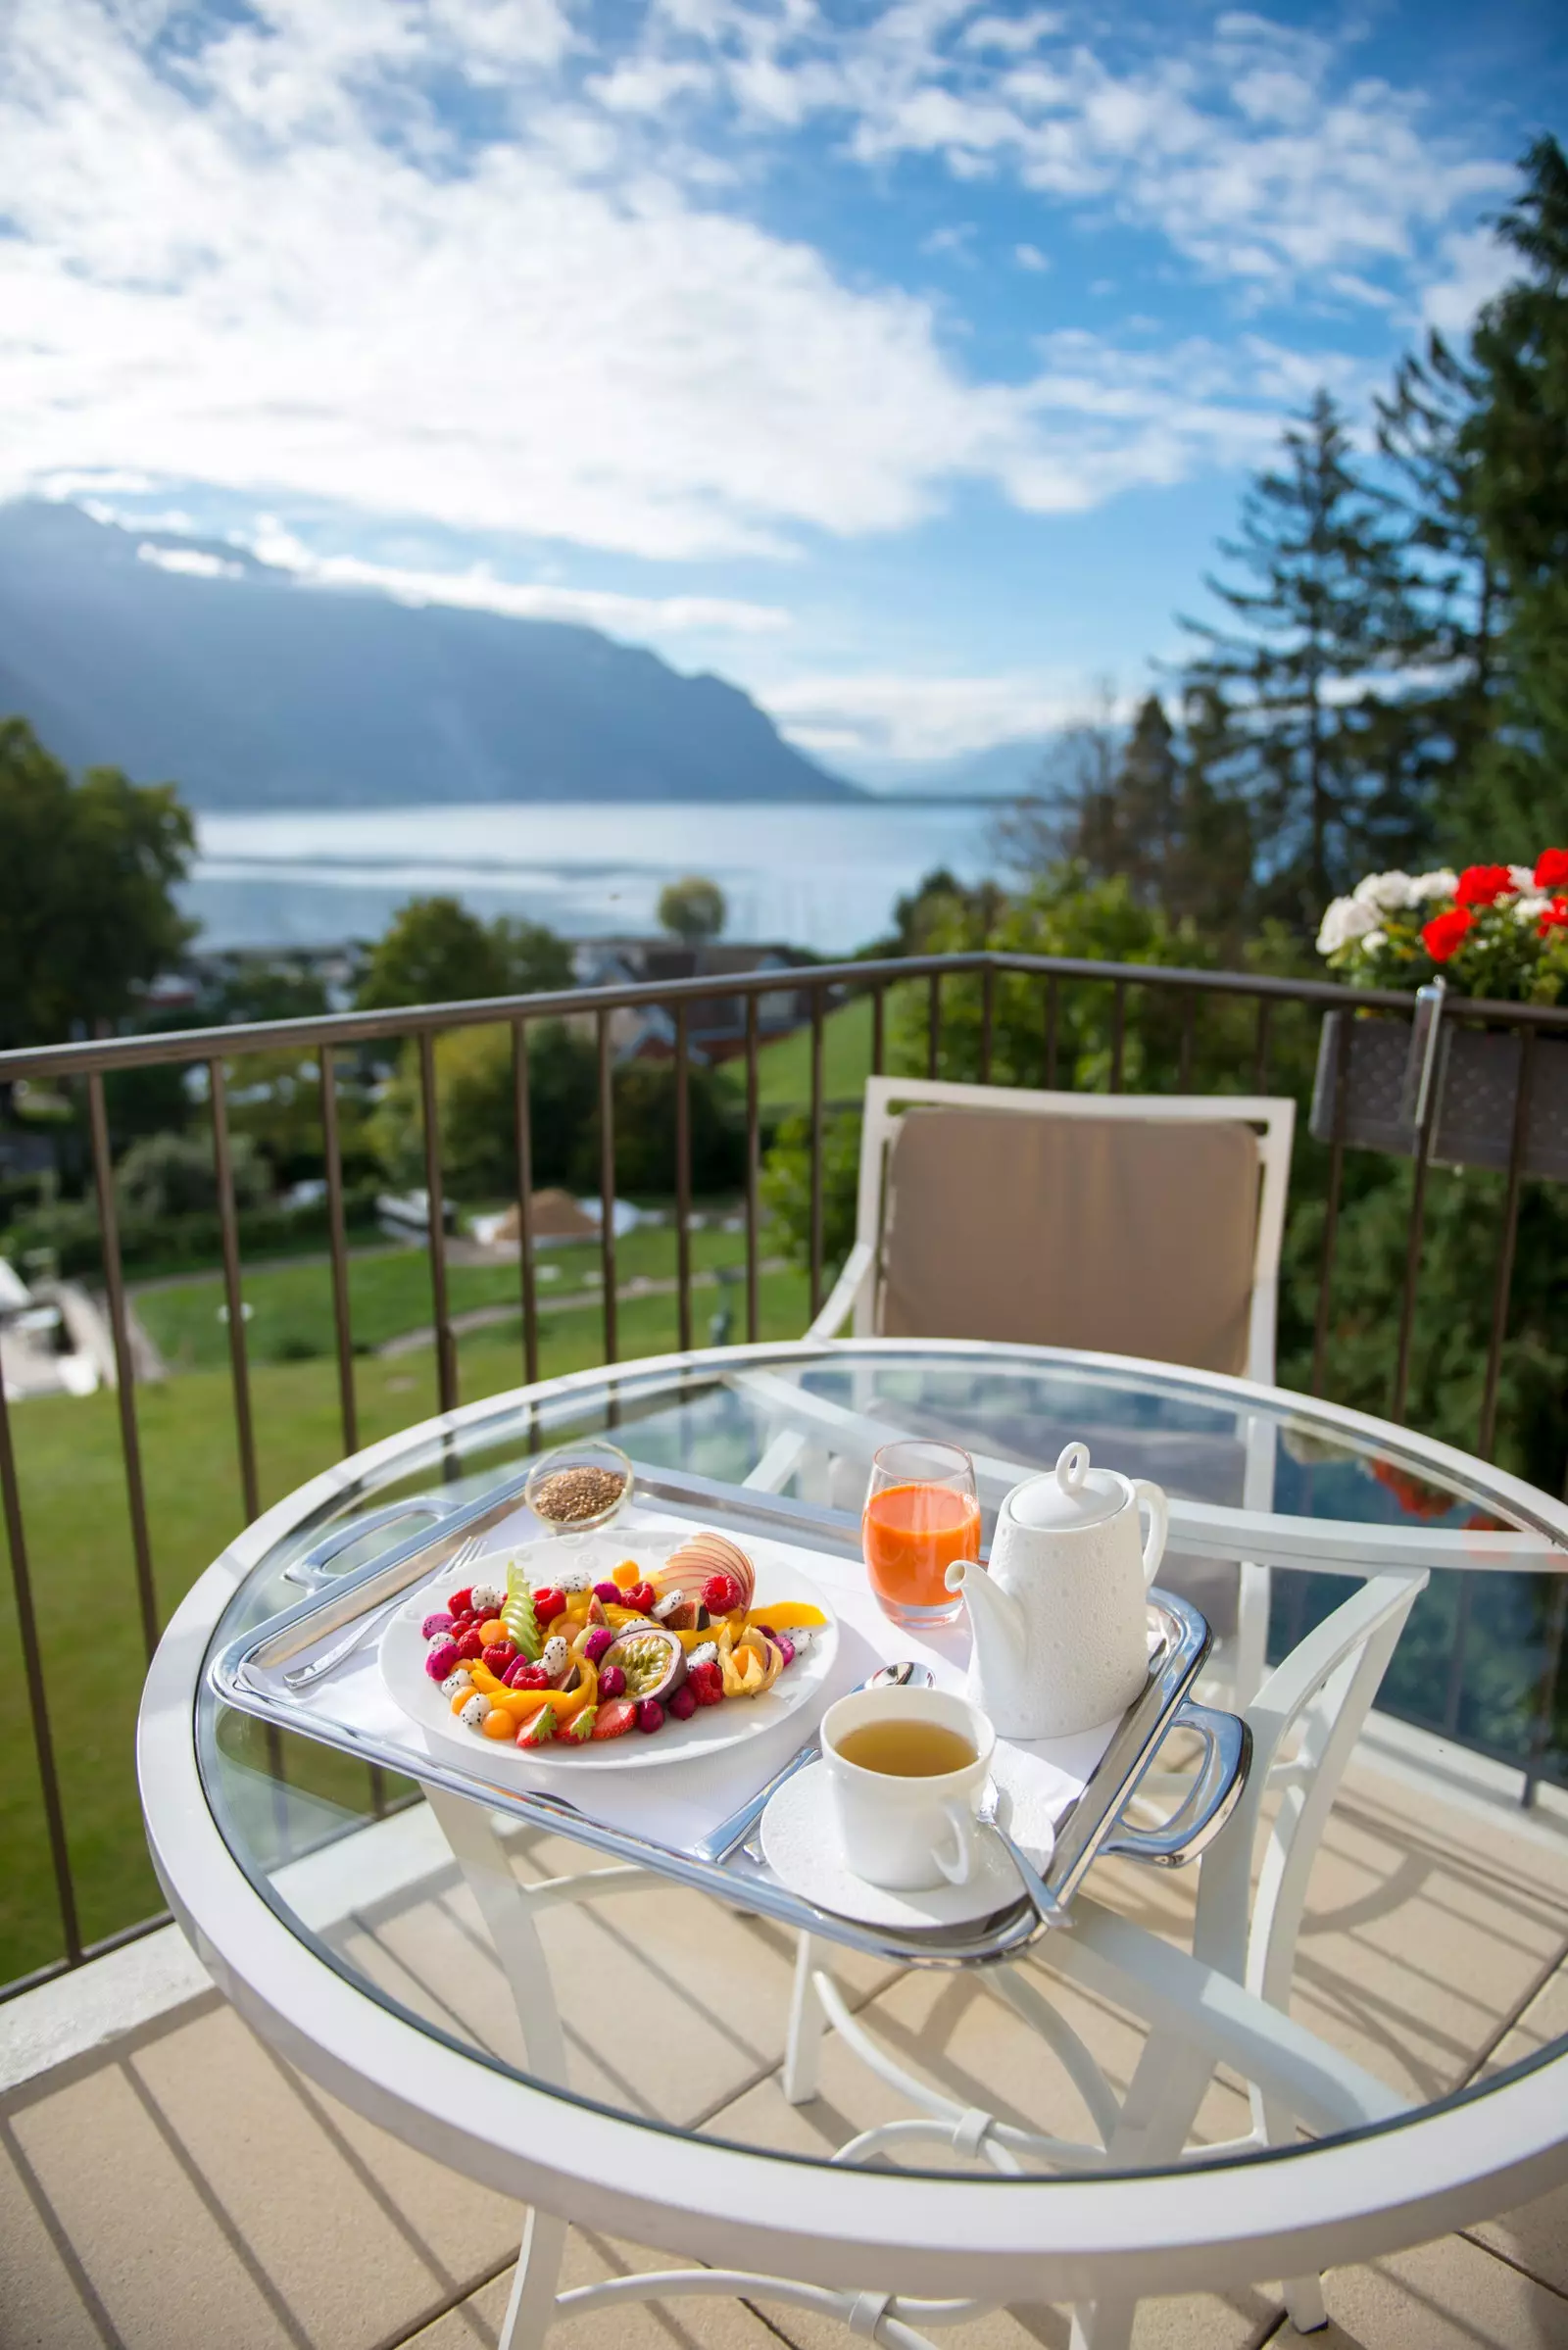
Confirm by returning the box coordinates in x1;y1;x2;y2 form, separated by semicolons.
1061;690;1254;939
1374;332;1504;847
1182;389;1420;928
1462;135;1568;846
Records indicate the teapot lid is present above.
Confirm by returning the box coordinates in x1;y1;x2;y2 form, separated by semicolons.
1009;1443;1123;1531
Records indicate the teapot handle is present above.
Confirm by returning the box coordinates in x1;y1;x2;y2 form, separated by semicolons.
1131;1479;1168;1588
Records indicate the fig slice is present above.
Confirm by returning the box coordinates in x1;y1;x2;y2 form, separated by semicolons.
601;1624;688;1704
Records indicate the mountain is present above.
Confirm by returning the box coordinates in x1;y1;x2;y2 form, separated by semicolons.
0;500;859;808
846;735;1061;799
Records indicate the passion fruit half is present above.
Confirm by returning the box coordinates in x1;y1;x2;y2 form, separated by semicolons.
601;1624;687;1704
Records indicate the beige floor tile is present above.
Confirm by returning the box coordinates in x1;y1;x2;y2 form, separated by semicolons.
1314;2231;1568;2347
1475;1949;1568;2085
1465;2179;1568;2300
0;2122;108;2350
402;2227;788;2348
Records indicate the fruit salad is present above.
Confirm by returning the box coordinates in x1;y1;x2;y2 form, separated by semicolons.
419;1530;828;1752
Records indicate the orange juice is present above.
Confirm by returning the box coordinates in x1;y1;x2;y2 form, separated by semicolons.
861;1481;981;1616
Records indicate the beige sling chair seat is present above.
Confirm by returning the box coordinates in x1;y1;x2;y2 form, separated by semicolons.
804;1078;1296;1698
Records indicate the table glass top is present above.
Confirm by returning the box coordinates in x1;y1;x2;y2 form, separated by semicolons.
195;1344;1568;2184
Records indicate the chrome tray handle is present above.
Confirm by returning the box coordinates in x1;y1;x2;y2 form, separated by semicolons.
1100;1700;1250;1869
284;1495;460;1588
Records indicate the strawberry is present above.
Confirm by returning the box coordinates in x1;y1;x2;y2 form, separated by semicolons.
448;1587;473;1615
514;1706;558;1749
558;1705;597;1743
686;1660;724;1708
591;1697;638;1740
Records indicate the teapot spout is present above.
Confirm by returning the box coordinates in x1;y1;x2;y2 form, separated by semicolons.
944;1554;1028;1675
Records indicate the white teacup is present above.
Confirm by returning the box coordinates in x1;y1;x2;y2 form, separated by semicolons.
820;1687;995;1891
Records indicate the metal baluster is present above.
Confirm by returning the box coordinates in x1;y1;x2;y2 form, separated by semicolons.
1044;975;1059;1088
512;1019;539;1386
0;1376;81;1964
1252;998;1272;1092
745;993;760;1344
86;1072;159;1662
808;987;825;1319
927;969;941;1079
1109;981;1126;1093
418;1032;458;1415
1479;1027;1535;1461
597;1006;618;1363
675;1003;693;1352
318;1043;358;1457
871;981;885;1078
1390;1002;1446;1425
1312;1008;1352;1397
1178;988;1197;1091
980;962;995;1085
209;1056;259;1522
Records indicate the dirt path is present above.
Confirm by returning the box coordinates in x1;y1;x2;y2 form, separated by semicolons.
375;1258;789;1356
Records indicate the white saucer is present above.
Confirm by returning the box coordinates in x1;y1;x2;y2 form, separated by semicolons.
760;1761;1055;1931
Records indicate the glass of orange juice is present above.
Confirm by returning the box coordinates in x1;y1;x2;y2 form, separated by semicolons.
861;1439;980;1629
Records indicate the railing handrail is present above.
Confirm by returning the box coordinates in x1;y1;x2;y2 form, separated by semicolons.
5;948;1567;1080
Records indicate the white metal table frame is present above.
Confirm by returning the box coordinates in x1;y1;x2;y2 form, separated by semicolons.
140;1340;1568;2348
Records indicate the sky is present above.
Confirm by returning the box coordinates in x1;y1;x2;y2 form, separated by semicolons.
3;0;1565;778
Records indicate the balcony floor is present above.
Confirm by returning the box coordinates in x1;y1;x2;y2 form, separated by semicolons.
5;1722;1568;2350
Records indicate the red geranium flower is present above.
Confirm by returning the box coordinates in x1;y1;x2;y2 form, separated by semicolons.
1536;847;1568;891
1422;906;1474;961
1453;863;1515;907
1540;896;1568;939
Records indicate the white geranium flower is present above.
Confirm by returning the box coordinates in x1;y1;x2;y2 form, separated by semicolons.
1411;869;1459;902
1361;928;1386;953
1510;864;1536;893
1317;896;1379;955
1352;870;1416;911
1514;893;1550;923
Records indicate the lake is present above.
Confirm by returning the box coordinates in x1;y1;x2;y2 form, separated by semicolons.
182;801;1004;955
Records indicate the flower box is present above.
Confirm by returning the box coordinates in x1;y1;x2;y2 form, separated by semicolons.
1309;1011;1568;1182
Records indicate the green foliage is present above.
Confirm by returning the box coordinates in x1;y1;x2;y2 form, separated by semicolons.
1;1187;381;1283
1460;137;1568;847
116;1127;270;1219
356;896;571;1010
760;1105;863;1284
657;875;726;943
0;717;195;1050
1183;390;1424;926
372;1020;745;1199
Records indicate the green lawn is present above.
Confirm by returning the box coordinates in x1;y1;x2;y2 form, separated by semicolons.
133;1220;758;1373
0;1265;811;1986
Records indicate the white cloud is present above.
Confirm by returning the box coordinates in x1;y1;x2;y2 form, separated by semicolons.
765;667;1096;761
1420;225;1514;335
1014;241;1050;271
235;520;791;635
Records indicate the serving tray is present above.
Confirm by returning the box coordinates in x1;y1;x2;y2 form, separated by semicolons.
208;1461;1249;1968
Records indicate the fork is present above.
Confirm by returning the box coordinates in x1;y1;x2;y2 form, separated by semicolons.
283;1534;482;1689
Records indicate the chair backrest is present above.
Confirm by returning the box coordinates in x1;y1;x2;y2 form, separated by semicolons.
854;1078;1295;1382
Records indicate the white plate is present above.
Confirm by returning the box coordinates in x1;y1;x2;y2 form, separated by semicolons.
378;1526;838;1778
760;1759;1054;1931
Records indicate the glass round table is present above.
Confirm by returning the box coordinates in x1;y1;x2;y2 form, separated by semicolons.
139;1341;1568;2350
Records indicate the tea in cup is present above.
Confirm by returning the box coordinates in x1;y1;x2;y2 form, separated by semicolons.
820;1687;995;1890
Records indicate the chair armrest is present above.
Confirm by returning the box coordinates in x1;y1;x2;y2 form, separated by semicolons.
806;1241;876;1340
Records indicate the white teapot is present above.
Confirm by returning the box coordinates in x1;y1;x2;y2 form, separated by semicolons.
945;1442;1169;1740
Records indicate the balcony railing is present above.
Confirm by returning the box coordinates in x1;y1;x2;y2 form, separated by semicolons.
2;949;1566;2001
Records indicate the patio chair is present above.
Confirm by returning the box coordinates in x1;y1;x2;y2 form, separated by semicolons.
794;1077;1296;1700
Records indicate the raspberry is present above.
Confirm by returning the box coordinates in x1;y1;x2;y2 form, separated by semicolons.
626;1582;658;1614
593;1581;621;1605
533;1587;566;1623
483;1640;518;1674
507;1660;550;1689
687;1660;724;1707
447;1588;473;1615
582;1626;614;1665
636;1698;664;1734
703;1573;742;1616
597;1664;626;1698
454;1629;484;1661
667;1686;697;1721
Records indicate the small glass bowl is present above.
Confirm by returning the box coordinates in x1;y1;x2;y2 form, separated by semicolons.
524;1439;634;1536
